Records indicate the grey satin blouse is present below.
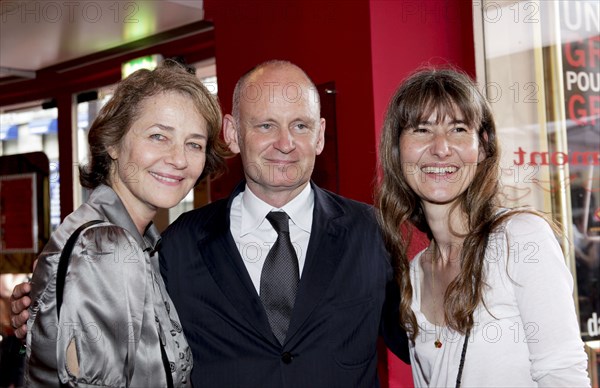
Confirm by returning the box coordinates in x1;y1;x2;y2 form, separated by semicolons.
25;184;192;387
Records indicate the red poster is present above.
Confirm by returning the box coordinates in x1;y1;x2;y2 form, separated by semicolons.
0;174;37;252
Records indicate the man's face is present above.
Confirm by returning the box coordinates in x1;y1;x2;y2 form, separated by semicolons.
225;65;325;202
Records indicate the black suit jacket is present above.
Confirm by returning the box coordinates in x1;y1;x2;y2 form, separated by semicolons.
160;182;408;387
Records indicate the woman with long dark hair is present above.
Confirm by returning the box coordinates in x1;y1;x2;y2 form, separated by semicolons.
377;68;590;387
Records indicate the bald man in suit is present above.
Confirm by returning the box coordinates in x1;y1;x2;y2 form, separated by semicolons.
160;60;408;387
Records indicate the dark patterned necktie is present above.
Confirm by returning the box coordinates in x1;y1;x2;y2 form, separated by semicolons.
260;211;299;344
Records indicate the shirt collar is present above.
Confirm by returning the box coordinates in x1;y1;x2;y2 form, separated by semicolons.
240;183;314;236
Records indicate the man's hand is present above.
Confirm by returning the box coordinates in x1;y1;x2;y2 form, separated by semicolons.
10;282;32;339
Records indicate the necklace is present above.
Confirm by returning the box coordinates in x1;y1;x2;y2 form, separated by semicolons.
431;245;443;349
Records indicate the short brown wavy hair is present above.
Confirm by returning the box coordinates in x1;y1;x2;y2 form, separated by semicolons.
80;59;227;188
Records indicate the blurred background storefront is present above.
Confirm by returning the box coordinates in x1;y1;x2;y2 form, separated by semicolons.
478;1;599;385
1;1;598;386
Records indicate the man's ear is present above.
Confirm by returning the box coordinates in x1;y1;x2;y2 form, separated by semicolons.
315;118;326;155
223;114;241;154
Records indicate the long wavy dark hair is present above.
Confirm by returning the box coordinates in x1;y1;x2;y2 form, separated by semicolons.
376;67;507;339
80;59;228;189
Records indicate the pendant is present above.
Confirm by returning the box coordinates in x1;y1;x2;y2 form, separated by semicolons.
434;339;442;348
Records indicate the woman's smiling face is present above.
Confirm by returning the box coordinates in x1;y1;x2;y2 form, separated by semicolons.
399;109;485;208
108;91;208;222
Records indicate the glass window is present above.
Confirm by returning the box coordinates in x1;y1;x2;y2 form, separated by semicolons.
76;88;116;207
477;0;599;382
1;105;60;230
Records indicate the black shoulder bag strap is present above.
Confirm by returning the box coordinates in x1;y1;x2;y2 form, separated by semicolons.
56;220;104;320
455;329;470;388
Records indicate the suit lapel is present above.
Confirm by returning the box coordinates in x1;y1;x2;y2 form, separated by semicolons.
198;183;279;345
285;183;346;345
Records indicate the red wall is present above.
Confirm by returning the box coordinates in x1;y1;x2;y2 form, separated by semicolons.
370;0;476;144
205;0;378;203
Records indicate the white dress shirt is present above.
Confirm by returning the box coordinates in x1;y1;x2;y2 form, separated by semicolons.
230;184;314;293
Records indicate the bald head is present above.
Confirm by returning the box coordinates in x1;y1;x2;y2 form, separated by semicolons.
232;60;321;123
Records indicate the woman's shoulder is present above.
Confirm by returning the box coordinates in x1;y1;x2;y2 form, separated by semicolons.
46;203;134;255
501;210;553;237
77;220;134;245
